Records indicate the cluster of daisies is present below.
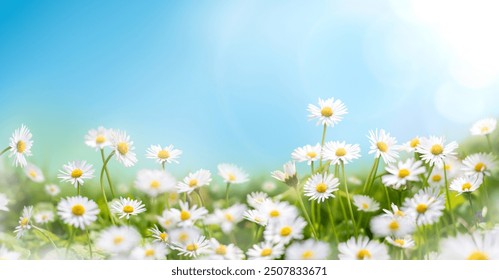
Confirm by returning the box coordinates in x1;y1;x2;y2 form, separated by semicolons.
0;98;498;260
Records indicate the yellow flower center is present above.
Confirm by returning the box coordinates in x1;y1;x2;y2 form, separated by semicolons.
481;127;489;133
29;171;37;178
188;179;198;188
169;192;177;200
117;142;129;155
225;213;234;222
71;204;85;216
398;168;410;178
302;250;314;259
376;142;388;152
16;140;26;153
410;138;420;148
280;226;292;237
228;173;236;181
394;239;405;247
157;149;170;159
145;249;155;257
432;174;442;182
389;220;399;230
261;248;272;257
123;205;134;213
270;210;280;217
416;203;428;214
335;148;347;157
113;236;124;245
95;135;106;144
20;217;29;226
180;210;191;221
357;249;372;260
179;233;189;242
315;183;327;193
71;168;83;178
186;243;198;251
467;251;489;260
306;151;317;158
395;210;405;217
159;232;168;241
215;245;227;255
462;182;472;191
430;144;443;155
321;106;333;117
474;162;486;172
164;219;172;226
150;180;160;189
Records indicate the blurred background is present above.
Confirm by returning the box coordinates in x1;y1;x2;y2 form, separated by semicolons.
1;0;498;181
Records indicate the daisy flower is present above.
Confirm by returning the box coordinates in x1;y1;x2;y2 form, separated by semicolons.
247;241;285;260
462;153;496;178
110;130;137;167
135;169;177;197
243;209;268;226
24;163;45;183
44;184;61;197
0;246;21;260
0;193;9;211
381;158;426;190
416;136;458;168
130;242;169;260
96;226;141;255
338;236;390;260
385;236;415;249
439;231;499;260
34;210;55;224
303;173;340;203
172;235;210;258
370;214;415;237
145;144;182;165
14;206;33;239
322;141;361;165
168;201;208;227
157;209;179;230
285;239;331;260
271;161;297;187
470;118;497;136
449;175;482;195
8;124;33;167
206;238;244;260
205;203;247;233
57;196;100;229
217;163;249;184
169;227;202;245
58;161;94;188
291;144;321;165
84;126;111;150
307;97;348;127
352;195;380;212
264;216;307;245
177;169;212;194
246;192;269;209
149;225;169;244
367;129;399;164
111;197;147;219
258;200;298;222
402;187;445;226
428;168;445;188
400;136;422;153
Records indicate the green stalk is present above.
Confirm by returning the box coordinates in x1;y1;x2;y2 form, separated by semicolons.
225;182;231;207
326;199;339;244
100;149;116;198
86;229;93;259
341;162;358;237
32;225;58;251
294;187;318;239
423;165;435;188
443;162;457;234
486;135;493;153
319;124;327;168
362;158;378;193
0;146;10;157
99;151;116;225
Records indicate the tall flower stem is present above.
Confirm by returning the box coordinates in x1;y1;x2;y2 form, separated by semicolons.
443;162;457;234
85;229;93;259
77;182;80;196
423;165;435;188
100;151;116;225
326;199;339;244
294;187;318;239
341;162;358;237
384;187;392;208
32;225;58;251
319;124;327;168
225;182;231;207
0;146;10;157
363;157;379;194
334;164;349;223
100;149;116;198
467;193;477;227
65;226;75;258
164;193;171;210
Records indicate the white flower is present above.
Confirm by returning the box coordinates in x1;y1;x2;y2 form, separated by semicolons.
0;246;21;260
247;241;284;260
96;226;141;255
205;203;247;233
382;158;426;190
0;193;9;212
58;161;94;188
385;236;415;249
169;227;202;245
322;141;361;165
307;97;348;127
264;216;307;245
44;184;61;197
34;210;54;224
243;209;268;226
24;163;45;183
149;225;169;244
367;129;399;164
449;175;483;195
338;236;390;260
14;206;33;239
470;118;497;136
205;238;244;260
285;239;331;260
135;169;177;197
400;136;421;153
462;153;496;178
247;192;268;209
217;163;249;184
352;195;380;212
439;231;499;260
85;126;111;150
258;200;298;222
370;213;415;238
168;201;208;227
110;130;137;167
145;144;182;165
172;235;210;258
428;168;445;188
402;187;445;226
57;196;100;229
8;124;33;167
177;169;212;194
111;197;147;219
271;161;297;186
130;242;169;260
303;173;339;203
416;136;458;168
291;144;321;165
157;209;179;230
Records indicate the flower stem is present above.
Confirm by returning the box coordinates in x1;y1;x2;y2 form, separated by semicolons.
384;186;392;208
341;162;358;237
423;165;435;187
77;182;80;196
467;193;477;227
32;225;58;251
100;149;116;198
319;124;327;168
443;162;457;234
165;193;171;210
225;182;231;207
326;199;339;244
294;187;318;239
66;226;75;258
99;151;116;225
85;229;93;259
194;190;205;207
0;146;10;157
486;135;493;153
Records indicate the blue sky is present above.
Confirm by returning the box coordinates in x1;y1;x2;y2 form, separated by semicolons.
1;0;498;178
